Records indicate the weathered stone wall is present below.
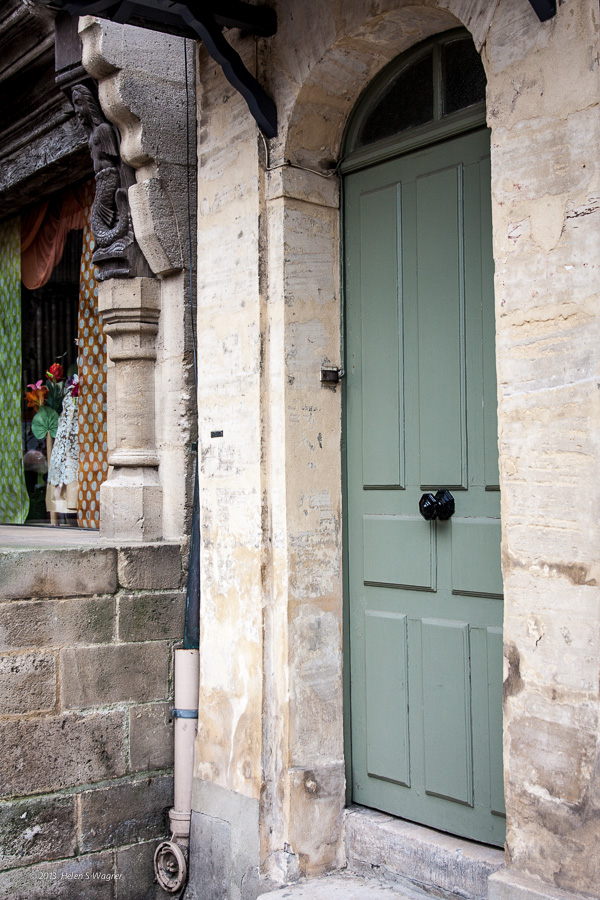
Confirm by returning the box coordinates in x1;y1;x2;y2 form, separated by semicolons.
485;1;600;897
0;540;185;899
190;2;600;900
185;35;266;900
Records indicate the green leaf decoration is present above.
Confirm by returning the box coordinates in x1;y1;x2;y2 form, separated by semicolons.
31;406;59;440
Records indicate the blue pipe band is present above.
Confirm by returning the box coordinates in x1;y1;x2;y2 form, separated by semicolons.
172;708;199;719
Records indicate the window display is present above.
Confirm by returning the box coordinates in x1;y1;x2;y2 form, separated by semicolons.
0;181;107;528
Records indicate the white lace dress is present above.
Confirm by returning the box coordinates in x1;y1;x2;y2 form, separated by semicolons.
46;392;79;513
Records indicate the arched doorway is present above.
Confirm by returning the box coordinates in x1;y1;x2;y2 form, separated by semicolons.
343;30;505;847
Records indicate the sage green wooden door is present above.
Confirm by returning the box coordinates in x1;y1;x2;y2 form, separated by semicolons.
345;127;505;846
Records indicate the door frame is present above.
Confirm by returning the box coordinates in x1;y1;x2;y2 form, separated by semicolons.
340;30;491;812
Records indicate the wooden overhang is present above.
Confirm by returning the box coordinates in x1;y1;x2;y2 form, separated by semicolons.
0;0;93;217
27;0;278;138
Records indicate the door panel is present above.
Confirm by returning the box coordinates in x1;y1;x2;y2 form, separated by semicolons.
345;128;505;846
360;185;403;488
363;516;435;590
365;611;410;785
422;619;472;806
487;627;506;817
416;165;466;489
451;520;503;597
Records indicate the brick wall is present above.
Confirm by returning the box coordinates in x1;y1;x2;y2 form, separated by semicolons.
0;541;186;900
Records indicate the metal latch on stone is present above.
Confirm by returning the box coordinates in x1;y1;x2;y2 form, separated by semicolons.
320;367;343;385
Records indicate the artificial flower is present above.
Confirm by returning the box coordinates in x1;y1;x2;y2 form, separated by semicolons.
25;384;48;411
46;362;64;382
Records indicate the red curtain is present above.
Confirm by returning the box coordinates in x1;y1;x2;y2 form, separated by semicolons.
21;183;91;290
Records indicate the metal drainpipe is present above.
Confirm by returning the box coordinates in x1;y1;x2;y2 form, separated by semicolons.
154;464;200;893
155;33;199;892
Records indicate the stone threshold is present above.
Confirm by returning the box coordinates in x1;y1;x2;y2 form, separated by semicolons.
344;806;505;900
258;873;424;900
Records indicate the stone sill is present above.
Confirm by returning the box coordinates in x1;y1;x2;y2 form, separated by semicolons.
344;805;505;900
0;525;110;549
0;524;186;549
0;527;186;598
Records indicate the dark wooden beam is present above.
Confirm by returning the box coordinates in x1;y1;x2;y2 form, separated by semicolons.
178;3;277;137
527;0;557;22
59;0;278;136
0;0;93;217
62;0;276;36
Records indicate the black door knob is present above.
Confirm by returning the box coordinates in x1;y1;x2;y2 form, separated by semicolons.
419;493;438;520
419;490;455;521
434;489;455;520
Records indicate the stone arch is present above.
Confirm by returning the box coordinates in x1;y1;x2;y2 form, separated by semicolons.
278;0;498;171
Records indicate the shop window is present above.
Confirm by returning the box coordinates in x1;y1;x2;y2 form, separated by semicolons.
0;181;108;529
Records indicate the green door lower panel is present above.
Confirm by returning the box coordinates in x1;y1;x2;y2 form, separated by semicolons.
345;128;505;847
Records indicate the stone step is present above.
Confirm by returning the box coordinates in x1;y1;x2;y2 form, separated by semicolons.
344;806;505;900
257;873;426;900
257;809;505;900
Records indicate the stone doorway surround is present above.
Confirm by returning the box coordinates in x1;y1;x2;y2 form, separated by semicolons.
80;3;600;900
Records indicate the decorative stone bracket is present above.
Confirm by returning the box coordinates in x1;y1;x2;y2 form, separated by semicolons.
54;11;153;281
74;14;197;541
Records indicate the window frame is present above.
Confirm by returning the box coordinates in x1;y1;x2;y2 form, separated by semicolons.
341;28;487;175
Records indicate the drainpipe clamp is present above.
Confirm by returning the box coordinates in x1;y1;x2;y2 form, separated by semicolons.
171;707;198;719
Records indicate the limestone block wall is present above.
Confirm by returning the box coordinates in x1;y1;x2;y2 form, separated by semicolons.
484;1;600;896
190;2;600;900
0;541;185;899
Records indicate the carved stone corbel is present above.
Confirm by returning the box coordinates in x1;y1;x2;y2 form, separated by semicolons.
74;14;197;542
70;83;153;280
54;11;152;280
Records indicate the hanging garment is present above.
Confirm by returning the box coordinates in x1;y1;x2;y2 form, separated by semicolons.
0;218;29;524
46;391;79;513
77;186;108;530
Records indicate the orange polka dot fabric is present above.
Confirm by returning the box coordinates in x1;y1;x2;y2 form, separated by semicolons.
77;187;108;530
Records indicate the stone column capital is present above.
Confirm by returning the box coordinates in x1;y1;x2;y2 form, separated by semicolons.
98;276;161;323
